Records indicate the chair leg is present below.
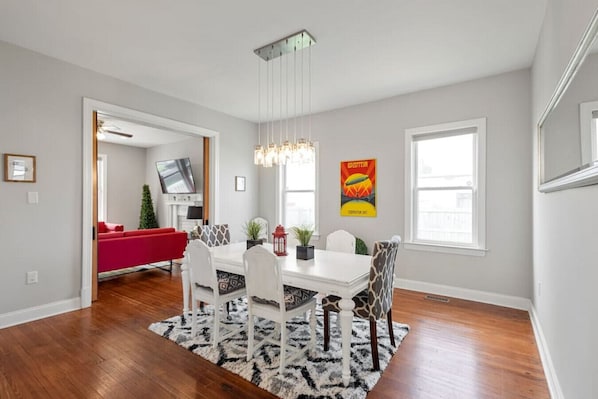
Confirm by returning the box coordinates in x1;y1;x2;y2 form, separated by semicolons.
212;304;220;348
246;313;254;361
387;310;396;347
323;309;330;351
191;299;198;337
279;322;287;374
369;320;380;371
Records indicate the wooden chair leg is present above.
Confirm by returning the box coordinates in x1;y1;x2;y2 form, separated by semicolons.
387;310;396;347
369;320;380;371
323;309;330;351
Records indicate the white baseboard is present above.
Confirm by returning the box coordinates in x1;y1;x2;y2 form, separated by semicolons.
394;278;531;310
529;304;564;399
0;297;81;329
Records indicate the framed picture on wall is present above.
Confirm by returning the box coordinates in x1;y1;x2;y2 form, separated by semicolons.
235;176;246;191
4;153;36;183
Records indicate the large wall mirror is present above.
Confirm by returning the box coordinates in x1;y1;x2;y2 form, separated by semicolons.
538;10;598;192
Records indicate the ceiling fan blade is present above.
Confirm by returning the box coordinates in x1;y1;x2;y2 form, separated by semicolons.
104;129;133;138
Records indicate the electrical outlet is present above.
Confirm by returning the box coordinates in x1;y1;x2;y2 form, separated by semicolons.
26;271;38;285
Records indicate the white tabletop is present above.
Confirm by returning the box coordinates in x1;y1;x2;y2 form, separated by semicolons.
210;242;372;298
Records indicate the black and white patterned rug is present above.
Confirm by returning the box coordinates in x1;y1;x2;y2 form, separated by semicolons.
148;299;409;399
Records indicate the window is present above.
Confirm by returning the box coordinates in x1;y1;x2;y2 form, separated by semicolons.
404;118;486;256
579;100;598;165
97;154;107;222
279;146;318;232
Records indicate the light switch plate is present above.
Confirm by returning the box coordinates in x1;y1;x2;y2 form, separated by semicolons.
27;192;39;204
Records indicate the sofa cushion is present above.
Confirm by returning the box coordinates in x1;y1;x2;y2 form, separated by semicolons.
98;221;107;233
105;222;124;232
98;232;125;240
124;228;175;237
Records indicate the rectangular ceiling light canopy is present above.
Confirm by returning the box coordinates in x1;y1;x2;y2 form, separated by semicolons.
254;30;316;61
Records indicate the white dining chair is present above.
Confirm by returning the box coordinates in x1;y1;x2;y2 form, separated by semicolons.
186;239;246;348
243;245;317;373
252;217;269;242
326;229;356;254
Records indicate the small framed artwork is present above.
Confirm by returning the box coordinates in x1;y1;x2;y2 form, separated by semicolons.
235;176;246;191
4;154;36;183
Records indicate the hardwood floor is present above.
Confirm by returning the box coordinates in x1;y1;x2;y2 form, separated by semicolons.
0;266;549;398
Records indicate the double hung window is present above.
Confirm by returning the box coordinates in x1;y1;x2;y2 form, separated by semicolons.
280;146;318;232
404;118;486;256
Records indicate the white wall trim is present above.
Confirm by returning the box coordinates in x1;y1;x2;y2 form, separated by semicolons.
0;297;81;330
395;278;531;310
529;304;564;399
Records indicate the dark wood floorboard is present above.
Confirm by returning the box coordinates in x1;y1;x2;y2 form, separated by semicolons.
0;266;549;398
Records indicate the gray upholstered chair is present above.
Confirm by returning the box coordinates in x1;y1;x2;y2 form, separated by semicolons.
322;235;401;370
186;240;246;348
325;229;356;254
199;224;230;247
243;245;317;373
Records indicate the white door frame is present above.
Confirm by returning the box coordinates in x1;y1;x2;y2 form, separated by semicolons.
81;98;220;308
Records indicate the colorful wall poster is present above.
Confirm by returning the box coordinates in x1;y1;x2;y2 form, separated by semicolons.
340;158;376;217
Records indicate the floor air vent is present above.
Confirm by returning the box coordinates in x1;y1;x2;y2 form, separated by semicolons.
424;294;450;303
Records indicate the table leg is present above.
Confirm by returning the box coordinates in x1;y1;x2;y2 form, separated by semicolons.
181;261;189;313
338;297;355;387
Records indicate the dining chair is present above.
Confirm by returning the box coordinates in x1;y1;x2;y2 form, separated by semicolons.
243;245;317;374
252;217;269;242
199;224;231;247
325;229;356;254
186;239;246;348
322;235;401;370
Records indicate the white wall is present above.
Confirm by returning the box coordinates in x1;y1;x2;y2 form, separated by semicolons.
146;137;203;229
262;69;533;299
0;40;257;317
532;0;598;397
98;142;147;230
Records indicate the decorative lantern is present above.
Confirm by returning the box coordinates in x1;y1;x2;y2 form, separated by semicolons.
272;225;288;256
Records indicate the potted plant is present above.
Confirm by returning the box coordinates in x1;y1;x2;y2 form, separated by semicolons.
242;219;264;249
290;225;315;260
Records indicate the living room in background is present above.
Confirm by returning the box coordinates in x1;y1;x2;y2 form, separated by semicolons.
404;118;486;256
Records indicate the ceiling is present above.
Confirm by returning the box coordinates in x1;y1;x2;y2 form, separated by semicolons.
1;0;547;125
97;115;195;148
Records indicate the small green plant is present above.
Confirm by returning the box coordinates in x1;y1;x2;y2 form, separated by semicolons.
242;219;263;240
355;237;369;255
290;225;314;247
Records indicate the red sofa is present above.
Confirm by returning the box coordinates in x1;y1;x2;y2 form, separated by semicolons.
98;227;187;273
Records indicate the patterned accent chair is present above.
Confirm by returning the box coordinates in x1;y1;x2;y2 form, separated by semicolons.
325;229;356;254
199;224;231;247
243;245;317;374
186;239;246;348
322;235;401;370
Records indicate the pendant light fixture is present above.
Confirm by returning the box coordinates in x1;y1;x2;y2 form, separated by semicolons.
253;30;316;167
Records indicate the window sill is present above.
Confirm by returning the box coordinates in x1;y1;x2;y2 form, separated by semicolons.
403;242;487;257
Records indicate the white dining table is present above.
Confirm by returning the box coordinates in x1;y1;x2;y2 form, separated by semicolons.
180;242;372;386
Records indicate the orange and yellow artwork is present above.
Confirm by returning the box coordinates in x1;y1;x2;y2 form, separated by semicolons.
340;159;376;217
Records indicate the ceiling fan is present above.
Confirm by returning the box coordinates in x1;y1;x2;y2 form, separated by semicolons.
96;119;134;140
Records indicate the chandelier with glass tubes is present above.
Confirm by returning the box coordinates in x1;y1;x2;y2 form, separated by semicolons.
253;30;316;167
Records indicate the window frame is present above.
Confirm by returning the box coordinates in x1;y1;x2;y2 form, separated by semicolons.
277;142;320;238
404;118;487;256
97;153;107;222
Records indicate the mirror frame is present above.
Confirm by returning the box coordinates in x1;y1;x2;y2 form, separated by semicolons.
538;9;598;192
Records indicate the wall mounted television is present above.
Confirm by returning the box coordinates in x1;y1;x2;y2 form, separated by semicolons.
155;157;197;194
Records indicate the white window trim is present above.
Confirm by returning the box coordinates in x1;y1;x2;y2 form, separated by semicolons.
97;153;107;222
404;118;487;256
579;100;598;165
276;142;320;240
